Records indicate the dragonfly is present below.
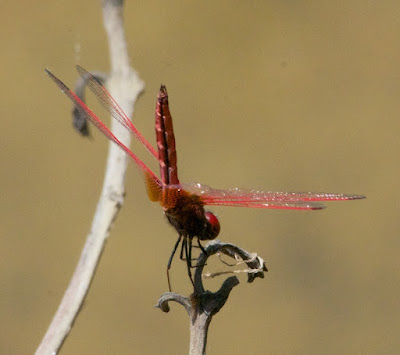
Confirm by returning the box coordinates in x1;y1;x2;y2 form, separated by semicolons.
45;66;365;290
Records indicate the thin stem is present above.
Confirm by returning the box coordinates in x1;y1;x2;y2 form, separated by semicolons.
35;1;144;353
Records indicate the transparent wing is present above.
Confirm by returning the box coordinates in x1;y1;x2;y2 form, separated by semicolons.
75;65;158;159
45;68;162;195
182;183;365;210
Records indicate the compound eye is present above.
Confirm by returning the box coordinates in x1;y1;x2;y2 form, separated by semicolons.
205;211;220;239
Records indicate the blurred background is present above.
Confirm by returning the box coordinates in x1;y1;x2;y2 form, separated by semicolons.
0;1;397;353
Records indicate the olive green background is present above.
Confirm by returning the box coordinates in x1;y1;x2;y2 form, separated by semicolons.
1;1;396;354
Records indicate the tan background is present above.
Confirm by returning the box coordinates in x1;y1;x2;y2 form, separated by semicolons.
0;1;396;353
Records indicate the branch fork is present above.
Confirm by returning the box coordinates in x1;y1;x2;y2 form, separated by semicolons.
156;240;268;355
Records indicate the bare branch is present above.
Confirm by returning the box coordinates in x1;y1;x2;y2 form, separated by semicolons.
155;292;192;315
36;1;144;353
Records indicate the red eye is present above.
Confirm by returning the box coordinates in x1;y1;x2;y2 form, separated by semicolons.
205;211;220;239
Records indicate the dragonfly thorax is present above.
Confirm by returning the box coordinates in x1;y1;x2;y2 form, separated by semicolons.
164;190;220;241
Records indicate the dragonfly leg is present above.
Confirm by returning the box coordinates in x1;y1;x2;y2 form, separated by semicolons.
180;238;208;267
180;237;195;262
190;238;208;268
180;241;192;261
197;239;207;256
188;237;193;268
184;237;194;287
167;234;182;292
179;237;186;260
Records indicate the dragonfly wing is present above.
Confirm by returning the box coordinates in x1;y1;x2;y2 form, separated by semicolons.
200;200;326;210
182;183;365;210
75;65;158;159
45;69;162;198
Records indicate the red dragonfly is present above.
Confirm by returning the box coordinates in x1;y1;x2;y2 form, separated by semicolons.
45;66;365;290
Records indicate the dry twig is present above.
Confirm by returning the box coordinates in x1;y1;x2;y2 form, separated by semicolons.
36;1;144;353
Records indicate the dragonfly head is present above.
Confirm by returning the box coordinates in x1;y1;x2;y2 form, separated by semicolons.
200;211;220;240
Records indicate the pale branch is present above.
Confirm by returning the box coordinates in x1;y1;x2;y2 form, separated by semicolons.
35;0;144;353
156;240;268;355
